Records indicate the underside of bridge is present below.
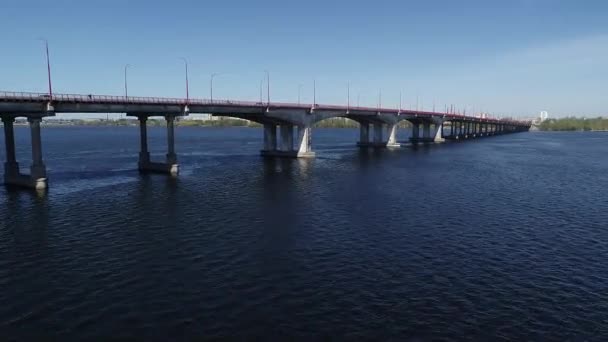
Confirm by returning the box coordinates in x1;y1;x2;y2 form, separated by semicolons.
0;97;531;190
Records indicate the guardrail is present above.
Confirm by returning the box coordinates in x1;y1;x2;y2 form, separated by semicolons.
0;91;531;125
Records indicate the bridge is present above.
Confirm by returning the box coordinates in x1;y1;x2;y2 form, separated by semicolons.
0;91;531;190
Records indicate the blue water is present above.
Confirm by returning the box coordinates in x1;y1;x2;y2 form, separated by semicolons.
1;127;607;339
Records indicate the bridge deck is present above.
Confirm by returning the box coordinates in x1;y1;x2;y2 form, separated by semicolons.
0;91;530;126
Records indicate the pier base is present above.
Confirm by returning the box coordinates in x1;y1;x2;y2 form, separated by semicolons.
132;114;180;175
2;116;48;190
260;150;316;158
357;122;400;148
260;123;315;158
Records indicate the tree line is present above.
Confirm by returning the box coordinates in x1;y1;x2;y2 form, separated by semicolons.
538;117;608;131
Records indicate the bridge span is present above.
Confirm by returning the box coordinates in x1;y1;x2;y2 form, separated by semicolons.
1;91;531;190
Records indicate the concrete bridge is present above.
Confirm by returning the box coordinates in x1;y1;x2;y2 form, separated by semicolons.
0;91;531;190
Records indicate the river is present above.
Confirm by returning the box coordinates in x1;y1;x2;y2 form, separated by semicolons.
1;127;607;339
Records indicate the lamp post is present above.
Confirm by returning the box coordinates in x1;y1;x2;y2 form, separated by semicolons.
347;82;350;111
180;57;189;104
313;79;316;107
264;70;270;105
210;73;222;103
39;38;53;100
124;64;131;98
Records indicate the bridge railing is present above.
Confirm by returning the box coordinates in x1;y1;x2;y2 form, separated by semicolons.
0;90;531;125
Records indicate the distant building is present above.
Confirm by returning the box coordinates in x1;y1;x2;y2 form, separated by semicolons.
539;111;548;122
188;114;212;121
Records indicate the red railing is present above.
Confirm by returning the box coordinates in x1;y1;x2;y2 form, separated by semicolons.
0;91;531;125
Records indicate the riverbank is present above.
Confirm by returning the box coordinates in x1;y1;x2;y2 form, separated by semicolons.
538;117;608;131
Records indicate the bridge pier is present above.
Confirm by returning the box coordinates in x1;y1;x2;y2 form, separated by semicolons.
386;123;399;147
357;122;370;145
422;122;431;141
410;122;420;143
410;120;442;143
357;122;397;147
261;123;314;158
432;122;445;143
2;116;48;190
373;123;383;144
134;115;179;175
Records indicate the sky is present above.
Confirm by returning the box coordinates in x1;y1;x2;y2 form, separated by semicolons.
1;0;607;118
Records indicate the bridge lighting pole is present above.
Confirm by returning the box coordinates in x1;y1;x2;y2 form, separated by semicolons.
313;79;316;107
124;64;131;98
264;70;270;105
347;82;350;111
39;38;53;100
180;57;189;104
399;92;402;112
210;73;221;103
378;89;382;110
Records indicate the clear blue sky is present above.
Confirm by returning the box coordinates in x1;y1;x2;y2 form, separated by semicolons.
1;0;607;118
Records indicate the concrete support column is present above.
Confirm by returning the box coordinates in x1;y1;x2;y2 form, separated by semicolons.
28;117;46;180
373;123;383;144
263;123;313;158
2;117;19;180
359;122;370;144
138;116;150;166
412;122;420;140
166;115;177;164
295;125;315;157
433;122;445;142
279;124;293;151
165;115;179;175
422;122;431;140
386;124;398;146
263;123;277;151
134;114;178;175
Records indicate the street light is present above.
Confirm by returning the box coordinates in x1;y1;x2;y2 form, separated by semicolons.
378;89;382;110
124;64;131;98
264;70;270;105
38;38;53;100
313;79;316;107
347;82;350;111
180;57;189;104
210;72;222;103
